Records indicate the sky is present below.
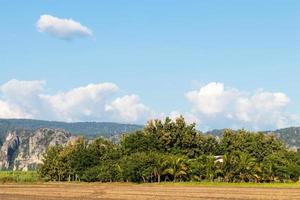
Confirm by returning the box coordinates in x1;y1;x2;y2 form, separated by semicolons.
0;0;299;131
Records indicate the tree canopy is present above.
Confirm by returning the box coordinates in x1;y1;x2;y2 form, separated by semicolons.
39;116;300;183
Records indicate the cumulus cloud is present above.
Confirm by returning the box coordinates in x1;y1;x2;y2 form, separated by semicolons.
168;111;199;125
105;95;150;122
1;79;46;118
41;83;119;121
36;14;93;40
0;80;150;123
185;82;297;130
0;79;298;129
0;100;30;119
186;82;237;116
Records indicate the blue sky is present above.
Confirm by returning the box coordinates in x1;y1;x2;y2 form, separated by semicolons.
0;0;299;130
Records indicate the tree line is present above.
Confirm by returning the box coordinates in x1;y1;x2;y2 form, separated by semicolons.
39;117;300;183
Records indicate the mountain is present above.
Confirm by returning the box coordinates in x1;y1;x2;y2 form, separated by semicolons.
0;119;143;170
0;128;74;171
0;119;143;144
265;127;300;150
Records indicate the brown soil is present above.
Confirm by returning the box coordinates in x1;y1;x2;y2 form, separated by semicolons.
0;183;299;200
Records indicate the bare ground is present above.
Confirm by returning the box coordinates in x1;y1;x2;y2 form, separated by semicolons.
0;183;299;200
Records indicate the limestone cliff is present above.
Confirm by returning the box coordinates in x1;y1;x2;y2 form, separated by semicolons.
0;128;73;171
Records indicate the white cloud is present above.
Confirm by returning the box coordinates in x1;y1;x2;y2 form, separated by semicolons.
234;91;292;129
41;83;119;121
105;95;150;122
185;82;297;130
0;100;30;119
169;111;199;124
1;79;45;99
1;79;46;117
0;80;148;123
0;80;298;130
36;14;93;40
185;82;237;116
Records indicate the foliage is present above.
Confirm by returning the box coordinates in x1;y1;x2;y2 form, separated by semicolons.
121;117;219;157
38;116;300;183
0;171;40;183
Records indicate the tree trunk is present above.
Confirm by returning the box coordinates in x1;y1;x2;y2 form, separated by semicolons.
158;175;161;183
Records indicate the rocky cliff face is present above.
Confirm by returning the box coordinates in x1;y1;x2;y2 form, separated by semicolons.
0;128;73;171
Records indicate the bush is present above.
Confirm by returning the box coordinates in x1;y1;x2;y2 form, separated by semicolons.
0;171;40;183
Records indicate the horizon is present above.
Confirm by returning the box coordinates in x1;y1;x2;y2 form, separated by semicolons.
1;1;299;131
1;117;298;132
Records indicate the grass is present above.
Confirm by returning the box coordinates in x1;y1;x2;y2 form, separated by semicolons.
43;181;300;189
155;181;300;188
0;172;299;188
0;171;41;183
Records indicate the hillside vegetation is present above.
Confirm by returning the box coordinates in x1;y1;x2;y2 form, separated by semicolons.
0;119;142;142
39;116;300;183
266;127;300;149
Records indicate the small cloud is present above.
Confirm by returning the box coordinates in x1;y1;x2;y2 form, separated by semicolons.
36;14;93;40
169;111;199;124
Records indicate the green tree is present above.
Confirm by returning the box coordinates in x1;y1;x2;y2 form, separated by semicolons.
38;145;62;181
119;152;157;183
235;152;259;182
162;155;188;182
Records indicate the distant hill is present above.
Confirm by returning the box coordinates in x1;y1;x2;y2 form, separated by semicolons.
206;127;300;149
205;129;225;137
265;127;300;149
0;119;143;143
1;119;300;149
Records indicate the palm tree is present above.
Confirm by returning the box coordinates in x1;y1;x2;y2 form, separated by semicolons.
163;156;188;182
205;155;216;181
218;154;232;182
236;152;257;182
152;154;165;183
